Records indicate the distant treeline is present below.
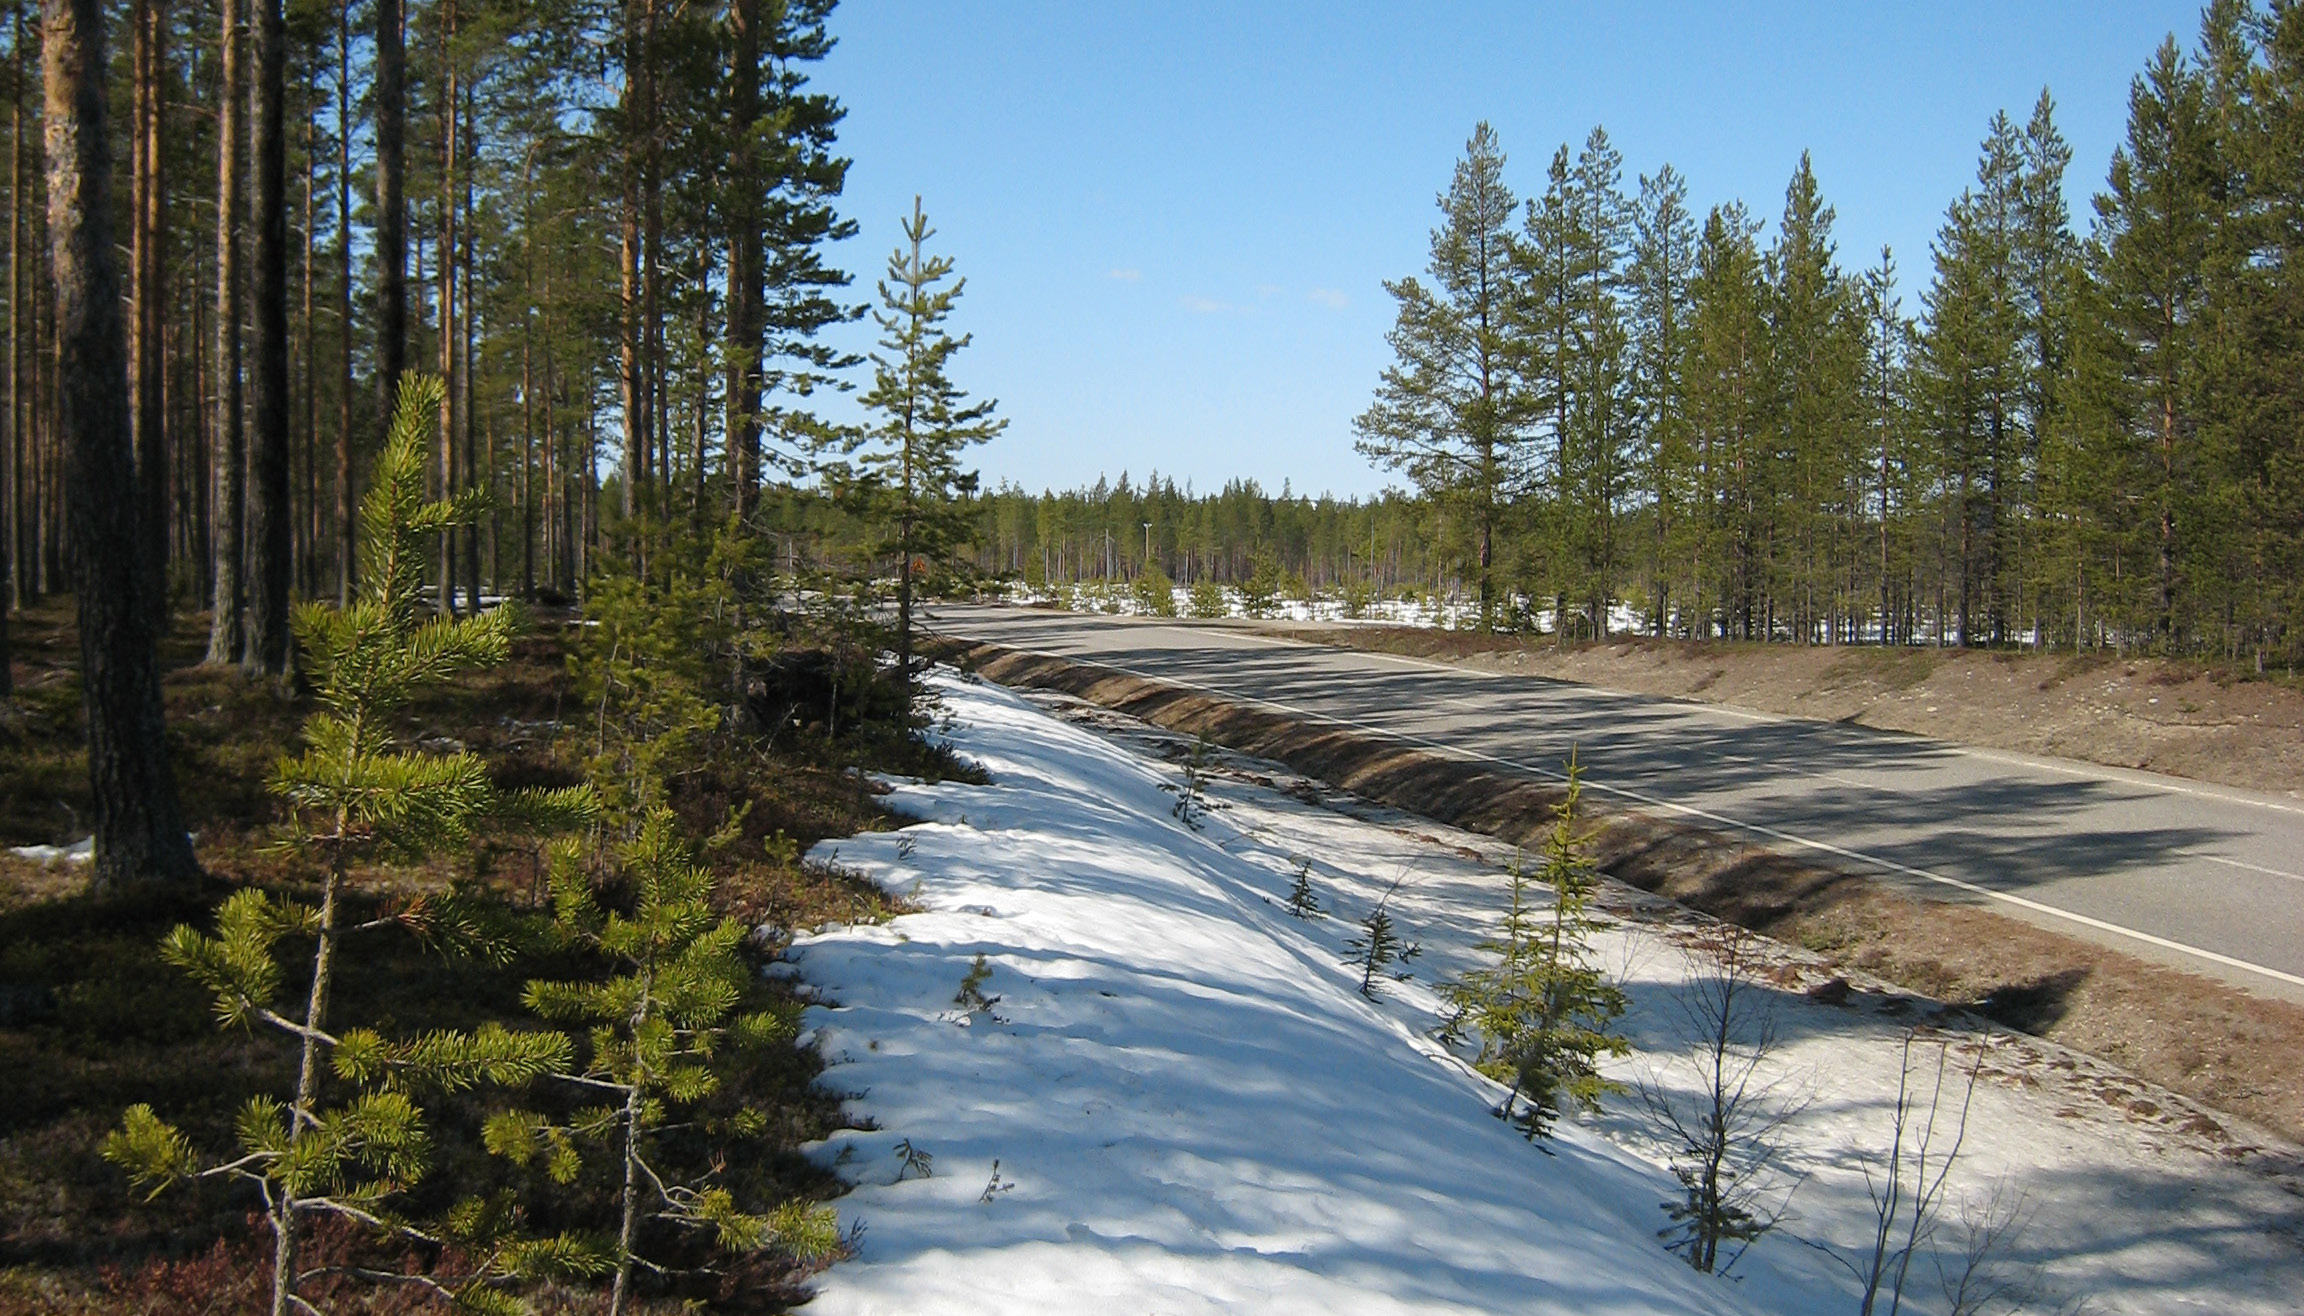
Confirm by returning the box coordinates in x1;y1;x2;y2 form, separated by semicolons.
976;5;2304;662
965;477;1442;594
1349;4;2304;661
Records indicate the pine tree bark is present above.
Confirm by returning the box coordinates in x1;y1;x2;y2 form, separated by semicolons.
458;80;477;609
372;0;404;490
131;0;166;636
298;101;316;598
43;0;200;888
724;0;761;522
3;0;20;690
434;2;456;614
207;0;245;665
333;0;352;603
615;0;653;567
245;0;289;675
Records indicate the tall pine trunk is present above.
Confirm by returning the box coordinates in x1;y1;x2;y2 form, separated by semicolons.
207;0;245;665
434;10;456;616
372;0;404;506
459;79;478;609
723;0;760;522
7;0;25;619
333;0;352;602
245;0;289;675
131;0;166;636
43;0;200;889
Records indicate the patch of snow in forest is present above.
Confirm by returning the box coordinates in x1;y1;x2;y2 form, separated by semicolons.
787;674;2304;1315
8;836;92;865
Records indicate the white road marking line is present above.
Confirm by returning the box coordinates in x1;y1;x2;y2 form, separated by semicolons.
2192;853;2304;885
955;634;2304;993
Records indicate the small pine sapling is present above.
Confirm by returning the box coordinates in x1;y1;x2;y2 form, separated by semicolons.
1187;578;1228;619
952;952;1003;1021
1503;751;1628;1139
1239;552;1283;618
494;811;841;1316
1343;874;1422;999
1163;732;1217;830
103;376;596;1316
1133;562;1178;616
1443;849;1544;1095
1285;858;1322;919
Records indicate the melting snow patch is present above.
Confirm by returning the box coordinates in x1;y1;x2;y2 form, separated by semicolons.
789;672;2304;1316
790;676;1815;1315
9;836;92;866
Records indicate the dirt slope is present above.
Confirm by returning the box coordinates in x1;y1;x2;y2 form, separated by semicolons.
1248;624;2304;799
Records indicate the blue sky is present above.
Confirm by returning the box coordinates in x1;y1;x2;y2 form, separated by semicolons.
812;2;2208;500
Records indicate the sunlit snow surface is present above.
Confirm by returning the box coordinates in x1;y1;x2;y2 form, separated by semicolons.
788;673;2304;1315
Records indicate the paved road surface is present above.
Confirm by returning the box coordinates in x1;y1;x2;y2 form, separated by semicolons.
925;604;2304;1006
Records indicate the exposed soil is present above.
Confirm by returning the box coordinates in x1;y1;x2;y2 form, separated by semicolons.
944;639;2304;1153
1241;622;2304;799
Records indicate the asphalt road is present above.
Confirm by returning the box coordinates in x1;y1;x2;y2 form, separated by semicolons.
925;604;2304;1006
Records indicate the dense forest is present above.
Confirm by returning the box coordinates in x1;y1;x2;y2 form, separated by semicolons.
981;3;2304;665
0;0;855;683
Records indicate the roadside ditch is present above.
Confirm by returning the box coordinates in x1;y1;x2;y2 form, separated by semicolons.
938;637;2304;1156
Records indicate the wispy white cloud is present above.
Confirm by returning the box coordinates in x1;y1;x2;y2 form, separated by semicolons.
1255;283;1284;299
1108;267;1143;282
1179;295;1233;314
1308;287;1349;310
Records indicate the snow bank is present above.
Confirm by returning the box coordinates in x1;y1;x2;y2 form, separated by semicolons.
789;675;1812;1315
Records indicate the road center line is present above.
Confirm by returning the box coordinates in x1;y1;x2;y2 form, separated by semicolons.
955;632;2304;993
2192;853;2304;885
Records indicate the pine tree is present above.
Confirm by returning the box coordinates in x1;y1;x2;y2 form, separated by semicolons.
2088;38;2222;647
492;809;840;1316
1629;165;1698;636
1498;754;1627;1139
1766;153;1859;644
851;196;1004;704
1189;576;1227;618
1164;731;1215;830
1857;251;1921;643
103;376;596;1316
42;0;201;890
1684;203;1771;639
1444;849;1545;1090
1356;122;1531;630
1286;857;1322;918
1344;877;1420;999
1560;128;1635;638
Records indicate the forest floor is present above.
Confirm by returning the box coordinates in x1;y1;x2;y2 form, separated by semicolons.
1234;621;2304;799
0;597;918;1313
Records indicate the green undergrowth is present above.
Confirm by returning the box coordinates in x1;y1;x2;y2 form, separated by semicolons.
0;577;954;1311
